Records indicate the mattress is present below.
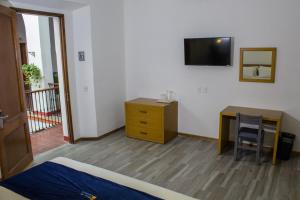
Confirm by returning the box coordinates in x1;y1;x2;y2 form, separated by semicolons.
0;157;198;200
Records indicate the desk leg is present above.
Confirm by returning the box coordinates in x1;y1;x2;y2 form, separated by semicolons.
272;120;281;165
218;113;230;154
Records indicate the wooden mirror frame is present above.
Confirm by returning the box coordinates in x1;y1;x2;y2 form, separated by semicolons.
239;48;277;83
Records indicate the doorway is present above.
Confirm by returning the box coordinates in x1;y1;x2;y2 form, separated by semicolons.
14;8;74;155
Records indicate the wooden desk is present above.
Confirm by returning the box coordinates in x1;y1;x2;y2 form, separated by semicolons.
218;106;283;165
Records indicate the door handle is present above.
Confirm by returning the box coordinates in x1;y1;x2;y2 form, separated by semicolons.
0;111;8;129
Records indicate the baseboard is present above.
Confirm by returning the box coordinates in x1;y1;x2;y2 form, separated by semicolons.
178;132;217;142
74;126;125;143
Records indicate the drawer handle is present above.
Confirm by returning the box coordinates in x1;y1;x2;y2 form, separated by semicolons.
139;110;148;114
140;131;148;135
140;121;148;125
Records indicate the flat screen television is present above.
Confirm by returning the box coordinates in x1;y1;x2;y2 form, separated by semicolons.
184;37;232;66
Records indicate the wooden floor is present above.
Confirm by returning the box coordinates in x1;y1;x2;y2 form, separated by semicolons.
34;129;300;200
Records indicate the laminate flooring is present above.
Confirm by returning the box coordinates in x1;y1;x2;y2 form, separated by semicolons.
34;129;300;200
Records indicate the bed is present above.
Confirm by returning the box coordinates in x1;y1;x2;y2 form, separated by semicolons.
0;157;198;200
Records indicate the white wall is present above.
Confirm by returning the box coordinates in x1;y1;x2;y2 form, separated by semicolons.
23;14;55;89
39;16;54;88
89;0;126;136
72;5;98;137
124;0;300;151
23;14;43;89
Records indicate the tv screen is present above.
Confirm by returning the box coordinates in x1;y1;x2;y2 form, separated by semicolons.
184;37;232;66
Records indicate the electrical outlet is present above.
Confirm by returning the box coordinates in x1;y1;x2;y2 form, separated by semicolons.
83;86;88;92
197;87;201;94
198;87;208;95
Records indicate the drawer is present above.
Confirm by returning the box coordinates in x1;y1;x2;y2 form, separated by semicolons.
126;126;163;142
126;104;162;121
126;117;163;129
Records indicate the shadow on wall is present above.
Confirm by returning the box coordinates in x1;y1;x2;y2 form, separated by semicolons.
282;113;300;151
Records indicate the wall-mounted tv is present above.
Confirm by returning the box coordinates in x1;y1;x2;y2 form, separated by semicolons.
184;37;232;66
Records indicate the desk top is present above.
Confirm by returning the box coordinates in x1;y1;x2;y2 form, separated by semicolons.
221;106;283;122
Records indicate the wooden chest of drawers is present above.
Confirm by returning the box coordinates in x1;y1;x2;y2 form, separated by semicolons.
125;98;178;144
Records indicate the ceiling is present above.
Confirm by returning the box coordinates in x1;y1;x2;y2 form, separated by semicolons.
10;0;87;11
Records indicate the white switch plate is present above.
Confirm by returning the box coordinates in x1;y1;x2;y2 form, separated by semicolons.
198;87;208;94
83;86;88;92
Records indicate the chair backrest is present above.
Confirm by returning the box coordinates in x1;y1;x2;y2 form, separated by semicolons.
236;113;263;131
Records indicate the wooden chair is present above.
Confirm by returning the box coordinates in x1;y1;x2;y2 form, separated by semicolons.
234;113;264;164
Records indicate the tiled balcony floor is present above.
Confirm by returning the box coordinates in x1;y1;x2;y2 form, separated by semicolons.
30;125;67;155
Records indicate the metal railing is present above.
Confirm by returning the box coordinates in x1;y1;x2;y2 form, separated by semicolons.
25;87;62;133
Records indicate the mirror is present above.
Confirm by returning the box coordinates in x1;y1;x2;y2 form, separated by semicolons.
240;48;277;83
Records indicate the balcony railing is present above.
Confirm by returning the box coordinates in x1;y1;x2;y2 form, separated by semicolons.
25;87;62;133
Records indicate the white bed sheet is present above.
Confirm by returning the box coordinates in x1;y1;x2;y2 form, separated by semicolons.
0;157;198;200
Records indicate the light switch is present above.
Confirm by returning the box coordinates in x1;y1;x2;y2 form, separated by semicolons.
78;51;85;61
83;86;88;92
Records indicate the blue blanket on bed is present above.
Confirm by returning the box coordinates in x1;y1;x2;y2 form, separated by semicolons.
0;161;162;200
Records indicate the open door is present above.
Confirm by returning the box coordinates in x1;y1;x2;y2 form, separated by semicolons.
0;5;33;180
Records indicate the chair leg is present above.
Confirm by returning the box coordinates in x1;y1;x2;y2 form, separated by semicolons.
260;143;264;162
256;142;262;165
261;135;264;161
256;133;264;165
234;137;239;161
256;149;260;164
234;144;238;161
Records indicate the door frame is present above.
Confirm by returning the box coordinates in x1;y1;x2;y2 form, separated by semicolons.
11;7;75;144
